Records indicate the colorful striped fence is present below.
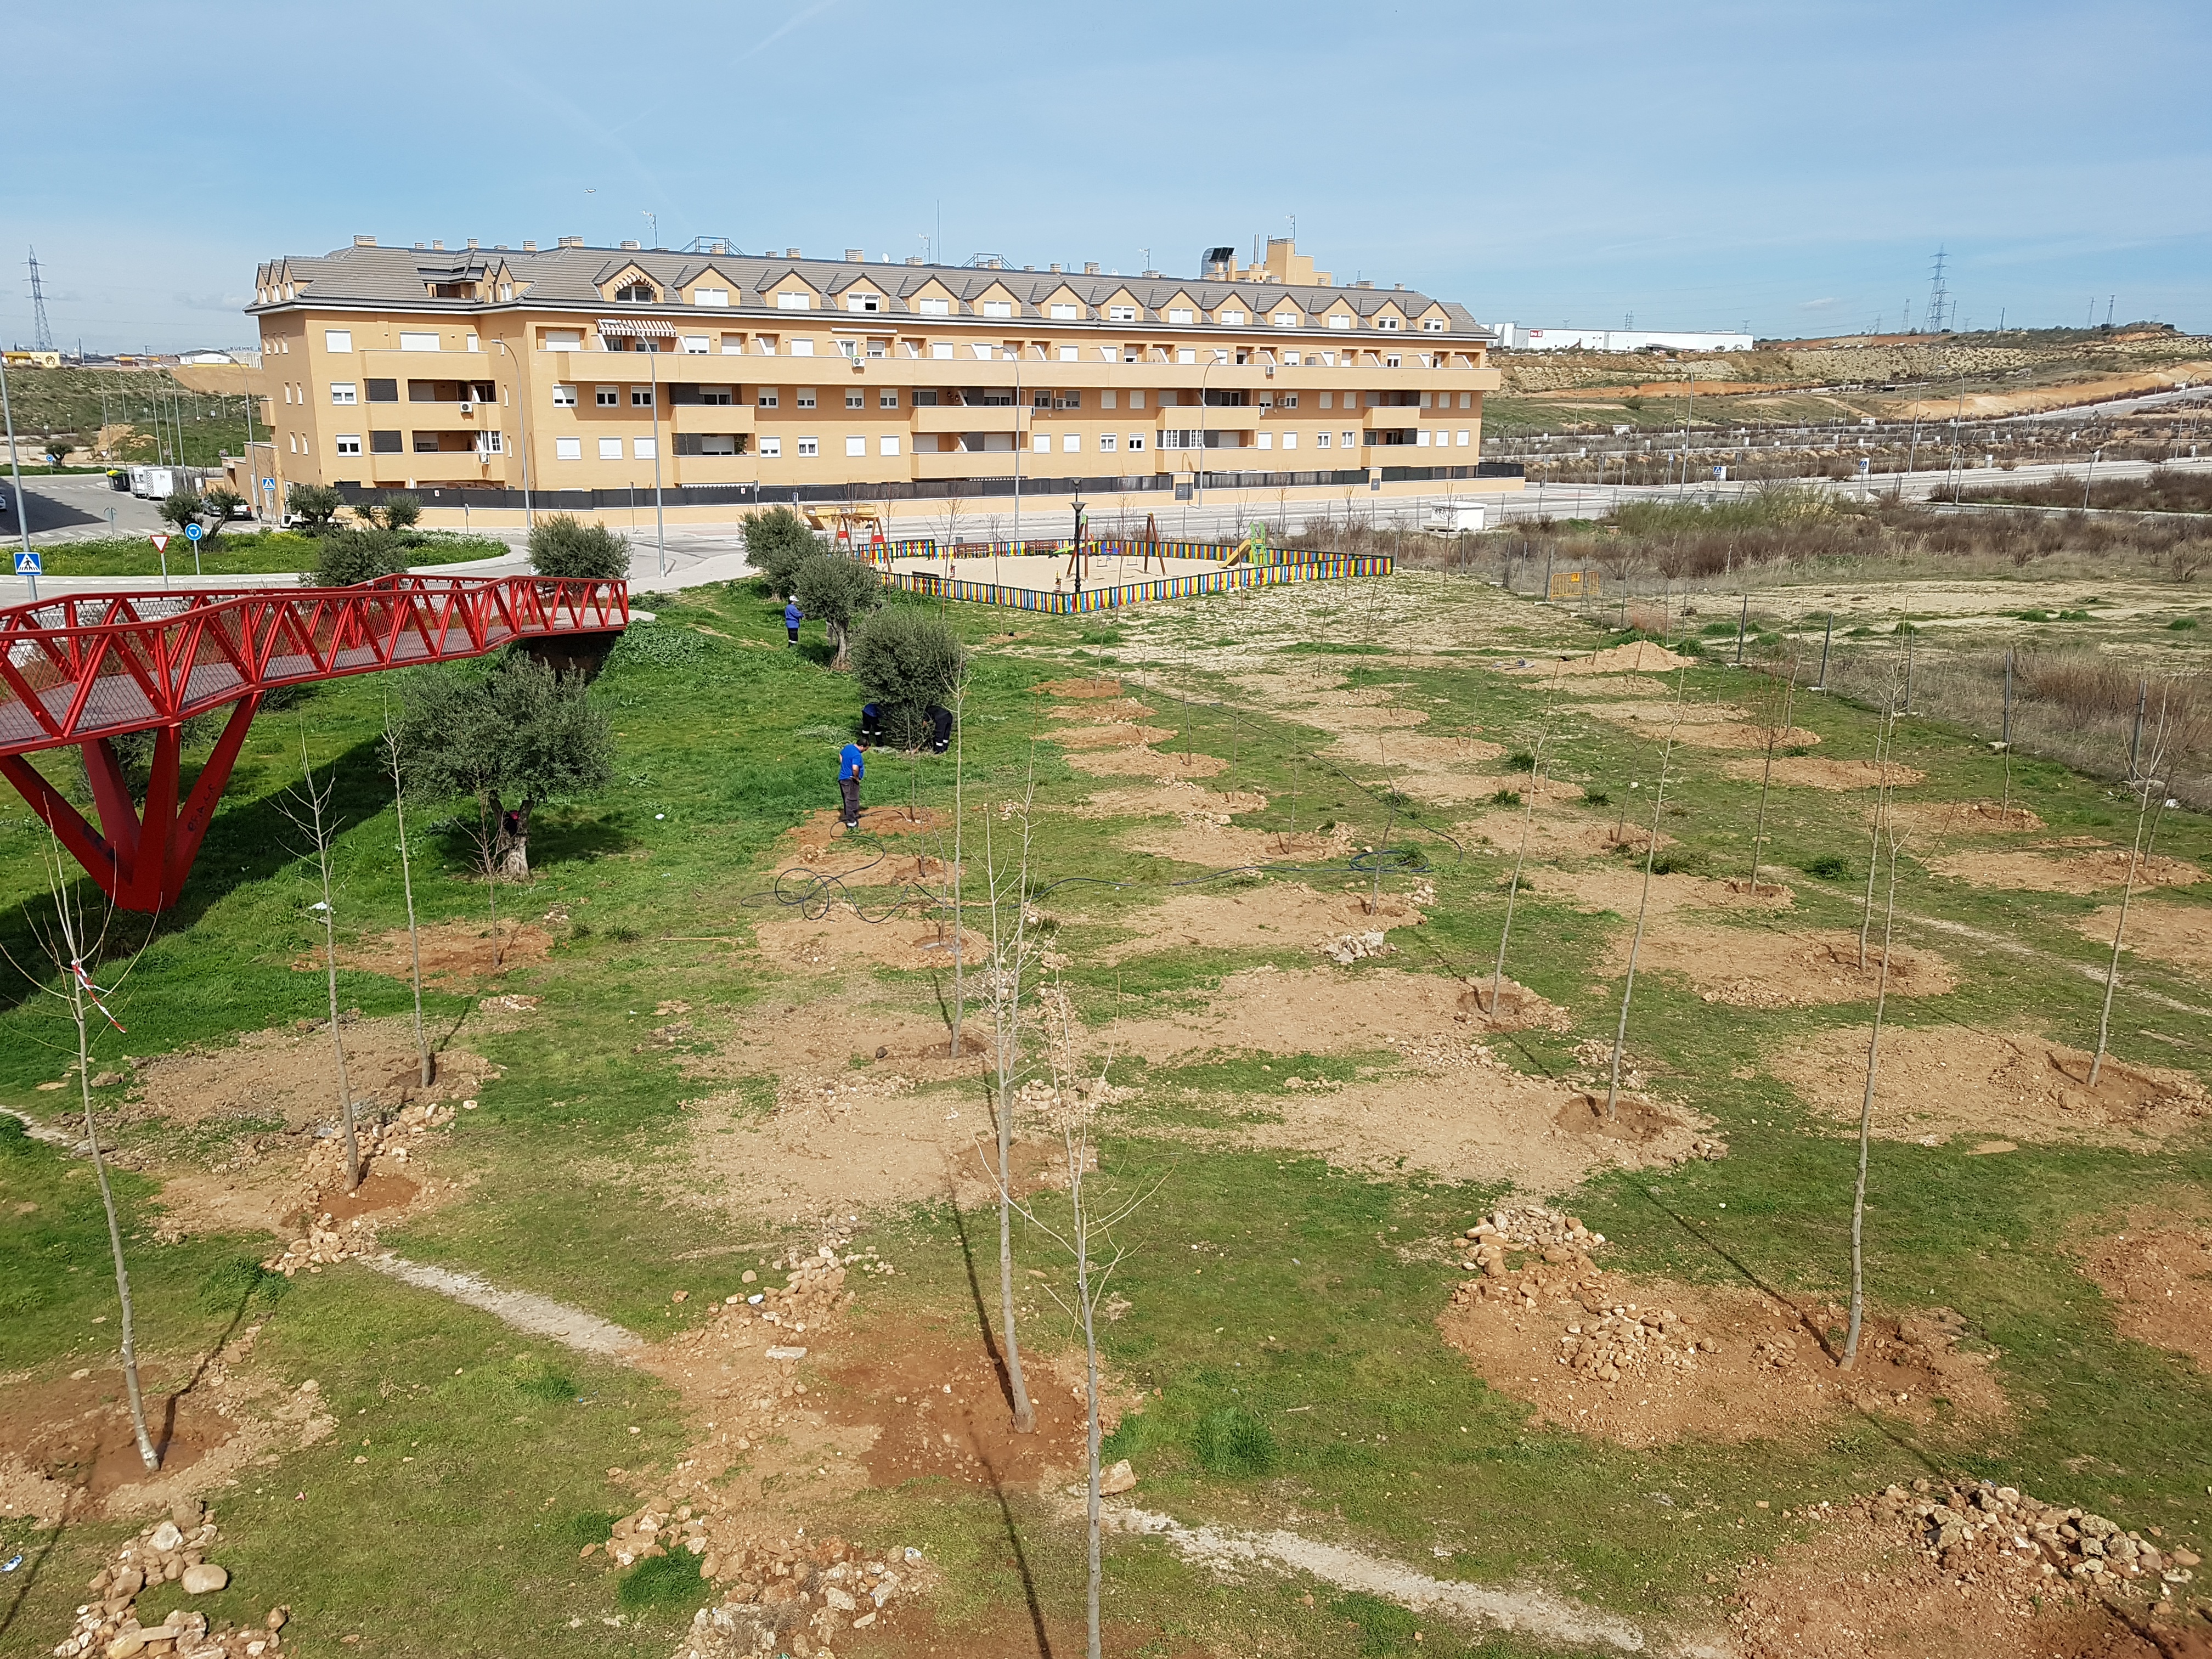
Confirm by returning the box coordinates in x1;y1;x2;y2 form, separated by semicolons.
883;551;1391;614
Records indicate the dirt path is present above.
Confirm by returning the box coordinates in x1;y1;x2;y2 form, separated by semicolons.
1104;1503;1669;1654
363;1254;645;1358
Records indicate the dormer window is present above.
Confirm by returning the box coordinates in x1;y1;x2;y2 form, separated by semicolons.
777;292;812;309
1375;316;1402;331
1167;308;1194;325
1273;311;1300;326
694;287;729;306
499;283;514;301
1218;309;1246;325
1049;303;1080;320
917;297;951;317
845;292;882;312
1422;317;1446;331
1108;305;1137;322
616;281;657;302
981;300;1013;318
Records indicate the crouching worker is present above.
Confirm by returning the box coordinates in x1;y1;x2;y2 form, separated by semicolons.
838;737;865;830
928;703;953;755
859;702;883;745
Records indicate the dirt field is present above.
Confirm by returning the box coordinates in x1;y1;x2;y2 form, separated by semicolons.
2081;899;2212;973
1617;923;1957;1009
1927;847;2206;896
2073;1201;2212;1373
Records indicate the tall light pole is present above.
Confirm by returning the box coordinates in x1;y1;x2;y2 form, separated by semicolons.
1;349;35;601
1194;349;1221;522
491;338;534;531
596;315;670;574
1008;348;1022;582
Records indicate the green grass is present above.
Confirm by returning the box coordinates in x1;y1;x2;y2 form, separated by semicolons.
33;531;509;578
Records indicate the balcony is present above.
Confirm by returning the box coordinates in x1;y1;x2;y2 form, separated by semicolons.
911;404;1030;434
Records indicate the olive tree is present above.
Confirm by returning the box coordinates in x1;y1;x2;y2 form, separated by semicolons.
313;527;404;586
528;513;630;580
156;490;202;534
793;552;882;669
743;505;819;597
373;492;422;534
396;653;615;881
286;482;343;532
199;486;245;544
854;606;965;749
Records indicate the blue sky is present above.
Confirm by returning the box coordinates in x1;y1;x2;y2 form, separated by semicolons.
10;0;2209;352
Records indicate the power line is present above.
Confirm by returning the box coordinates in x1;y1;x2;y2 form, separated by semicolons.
26;246;54;351
1925;246;1952;335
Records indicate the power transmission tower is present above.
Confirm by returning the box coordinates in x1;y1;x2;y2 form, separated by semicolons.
1925;247;1951;335
26;246;54;351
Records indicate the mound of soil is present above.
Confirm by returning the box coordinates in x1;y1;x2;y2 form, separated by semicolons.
1031;676;1124;698
123;1019;495;1132
825;1331;1102;1491
1094;882;1426;966
2080;898;2212;974
749;902;988;976
1464;809;1679;862
1290;701;1435;736
1062;781;1268;821
1928;847;2204;895
1731;1484;2194;1658
1049;721;1178;751
1887;799;2047;837
1047;697;1155;721
1770;1026;2211;1147
1618;924;1957;1008
2074;1204;2212;1373
1549;864;1795;922
1722;757;1929;791
298;920;552;988
1064;744;1228;779
1440;1253;2006;1449
1319;730;1505;772
1500;642;1697;676
781;804;939;859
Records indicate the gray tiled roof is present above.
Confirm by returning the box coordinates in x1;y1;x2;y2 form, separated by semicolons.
252;244;1489;336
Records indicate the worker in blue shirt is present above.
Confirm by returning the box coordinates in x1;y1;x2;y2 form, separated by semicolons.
838;738;865;830
785;598;803;645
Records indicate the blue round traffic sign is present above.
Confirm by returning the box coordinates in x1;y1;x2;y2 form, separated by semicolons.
185;523;204;540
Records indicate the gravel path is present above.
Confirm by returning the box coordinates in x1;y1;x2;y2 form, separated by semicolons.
364;1254;645;1358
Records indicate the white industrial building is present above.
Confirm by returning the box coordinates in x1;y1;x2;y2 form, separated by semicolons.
1498;324;1754;353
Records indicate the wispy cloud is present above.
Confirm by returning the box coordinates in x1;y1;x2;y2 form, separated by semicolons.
737;0;840;62
1797;296;1839;309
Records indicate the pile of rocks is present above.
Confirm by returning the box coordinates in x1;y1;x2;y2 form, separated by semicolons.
54;1502;281;1659
1449;1207;1611;1309
1560;1305;1717;1382
1873;1479;2199;1593
260;1101;459;1276
1322;930;1393;965
747;1250;853;1333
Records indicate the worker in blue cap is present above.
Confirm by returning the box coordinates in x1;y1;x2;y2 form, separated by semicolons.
785;596;803;645
838;735;865;830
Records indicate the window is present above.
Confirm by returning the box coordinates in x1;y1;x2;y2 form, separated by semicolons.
596;386;619;407
324;329;353;353
1273;312;1299;327
614;281;657;302
1049;303;1079;320
757;390;779;407
631;388;653;408
679;433;742;455
1129;390;1144;409
777;292;811;309
1424;317;1446;332
1384;354;1401;370
930;342;954;359
465;334;479;352
1219;309;1246;325
698;386;734;405
555;436;582;460
1032;435;1050;454
867;337;888;358
695;287;729;307
754;335;777;354
370;431;402;454
1327;315;1351;331
1257;433;1272;450
797;436;819;457
476;431;504;455
365;378;397;402
1280;392;1299;408
970;342;995;359
1342;430;1356;447
1319;391;1333;409
1057;346;1077;362
552;383;578;407
760;436;782;458
1316;431;1330;448
599;437;623;459
681;335;708;354
287;434;296;454
1282;431;1298;450
878;435;900;456
1099;390;1117;409
1063;433;1079;453
634;437;656;459
330;382;357;405
837;338;859;359
1457;430;1470;446
981;300;1013;319
399;331;439;351
1126;433;1145;451
1099;433;1117;452
334;434;361;456
845;292;881;312
1376;317;1401;331
788;337;814;356
1108;305;1137;322
918;297;951;317
721;334;745;354
1176;348;1195;364
845;389;864;408
1418;430;1430;447
413;433;442;453
845;435;866;457
1321;351;1337;365
542;329;581;351
795;387;816;408
1167;308;1194;325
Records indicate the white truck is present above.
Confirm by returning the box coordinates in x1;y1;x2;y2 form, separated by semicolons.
1425;502;1486;535
128;465;200;500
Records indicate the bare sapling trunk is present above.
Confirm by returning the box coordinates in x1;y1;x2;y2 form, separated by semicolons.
2091;692;2173;1087
1843;823;1906;1369
1491;667;1563;1016
292;738;361;1192
983;787;1038;1433
950;672;968;1059
383;709;432;1088
1606;670;1688;1120
476;798;503;970
1857;667;1904;969
32;845;161;1470
1747;655;1796;894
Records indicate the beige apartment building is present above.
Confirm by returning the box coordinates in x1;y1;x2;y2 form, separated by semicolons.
239;234;1517;525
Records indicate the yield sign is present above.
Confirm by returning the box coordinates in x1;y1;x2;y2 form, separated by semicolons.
150;532;171;552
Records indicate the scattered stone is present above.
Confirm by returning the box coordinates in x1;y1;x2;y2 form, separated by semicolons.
1322;929;1393;966
180;1564;229;1595
52;1515;273;1659
1098;1459;1138;1496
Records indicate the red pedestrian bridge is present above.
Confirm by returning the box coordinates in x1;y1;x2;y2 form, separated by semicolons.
0;574;627;912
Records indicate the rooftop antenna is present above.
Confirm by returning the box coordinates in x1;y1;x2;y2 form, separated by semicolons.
27;246;53;352
641;209;657;248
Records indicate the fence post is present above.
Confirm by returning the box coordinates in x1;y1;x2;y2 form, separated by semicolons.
1813;611;1833;690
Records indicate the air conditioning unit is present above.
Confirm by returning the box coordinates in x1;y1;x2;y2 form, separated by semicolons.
458;400;474;414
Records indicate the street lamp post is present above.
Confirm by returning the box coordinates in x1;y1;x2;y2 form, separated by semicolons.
491;338;534;532
596;315;672;575
0;349;35;601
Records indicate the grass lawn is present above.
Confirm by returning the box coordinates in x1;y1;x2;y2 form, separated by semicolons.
30;530;510;579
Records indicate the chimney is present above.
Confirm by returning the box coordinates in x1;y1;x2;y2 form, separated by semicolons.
1084;261;1099;275
557;236;583;247
620;239;641;250
786;247;801;258
845;247;863;262
352;234;376;247
522;240;538;251
1142;269;1159;279
432;239;445;250
415;241;427;250
1393;282;1403;290
1355;279;1373;289
493;242;507;250
1049;263;1062;274
906;256;923;265
467;238;479;250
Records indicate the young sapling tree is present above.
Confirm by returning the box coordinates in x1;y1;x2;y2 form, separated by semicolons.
383;698;432;1086
1606;669;1687;1119
982;782;1040;1434
1843;817;1908;1368
2091;689;2175;1087
285;735;361;1192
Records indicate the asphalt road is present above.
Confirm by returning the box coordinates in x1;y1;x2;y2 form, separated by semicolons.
4;471;170;541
